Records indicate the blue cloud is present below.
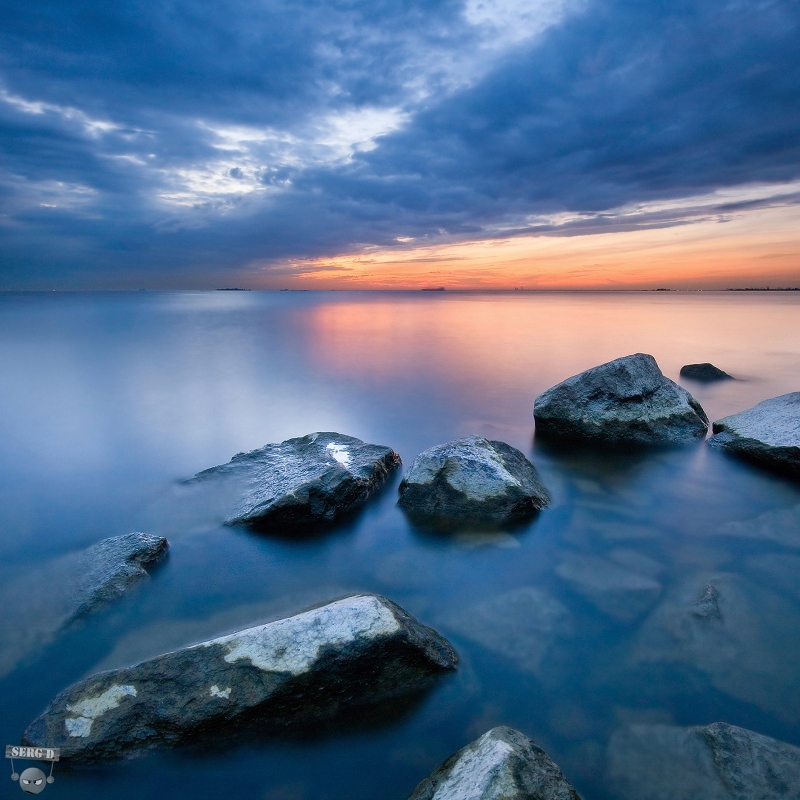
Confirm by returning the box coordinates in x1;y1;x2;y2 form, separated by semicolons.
0;0;798;286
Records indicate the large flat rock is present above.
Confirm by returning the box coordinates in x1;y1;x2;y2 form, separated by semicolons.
533;353;708;445
23;594;457;761
608;721;800;800
709;393;800;479
398;437;550;525
188;432;401;527
0;533;168;678
407;726;582;800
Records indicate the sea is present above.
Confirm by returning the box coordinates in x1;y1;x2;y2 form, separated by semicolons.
0;289;799;799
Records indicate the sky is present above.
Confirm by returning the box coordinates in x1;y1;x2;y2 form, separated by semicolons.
1;0;798;290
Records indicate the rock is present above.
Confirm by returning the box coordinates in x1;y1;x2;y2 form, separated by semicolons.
555;553;662;623
533;353;709;445
680;363;734;381
70;533;169;617
709;394;800;479
438;587;571;678
714;504;800;550
188;432;402;527
407;726;582;800
607;721;800;800
24;594;457;761
0;533;168;678
398;437;550;525
629;573;800;721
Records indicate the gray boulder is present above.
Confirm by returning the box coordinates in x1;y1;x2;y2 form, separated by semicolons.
533;354;708;445
709;393;800;479
680;363;733;381
0;533;168;678
23;594;457;761
608;721;800;800
407;726;582;800
189;432;402;527
398;437;550;524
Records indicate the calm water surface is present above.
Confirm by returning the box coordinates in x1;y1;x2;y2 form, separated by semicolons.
1;291;799;799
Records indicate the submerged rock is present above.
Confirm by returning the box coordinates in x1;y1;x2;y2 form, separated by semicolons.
188;432;402;527
439;587;572;678
407;726;582;800
709;393;800;479
398;437;550;525
533;353;708;445
713;504;800;550
680;363;733;381
608;721;800;800
555;553;661;623
24;594;457;761
0;533;168;678
629;573;800;721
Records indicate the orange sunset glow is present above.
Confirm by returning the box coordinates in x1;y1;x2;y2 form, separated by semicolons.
260;191;800;290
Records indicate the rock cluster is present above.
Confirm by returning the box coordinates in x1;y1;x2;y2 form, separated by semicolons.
398;436;550;525
534;353;709;445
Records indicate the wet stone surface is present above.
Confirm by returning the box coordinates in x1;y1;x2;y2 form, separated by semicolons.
0;532;168;678
710;393;800;480
187;432;402;528
407;726;582;800
534;353;709;445
24;594;457;761
398;436;550;526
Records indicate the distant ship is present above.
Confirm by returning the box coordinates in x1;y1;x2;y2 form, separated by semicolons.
421;287;446;291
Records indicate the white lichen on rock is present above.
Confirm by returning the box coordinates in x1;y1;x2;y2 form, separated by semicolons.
209;685;232;699
65;684;137;737
431;735;517;799
213;595;401;674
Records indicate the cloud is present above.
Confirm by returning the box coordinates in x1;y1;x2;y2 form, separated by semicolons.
0;0;798;286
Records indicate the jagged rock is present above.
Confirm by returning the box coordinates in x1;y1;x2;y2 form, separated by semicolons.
680;363;733;381
188;432;401;527
438;587;572;677
407;726;582;800
607;721;800;800
629;573;800;721
533;353;708;445
555;553;662;623
709;394;800;479
23;594;457;761
0;533;168;678
398;437;550;525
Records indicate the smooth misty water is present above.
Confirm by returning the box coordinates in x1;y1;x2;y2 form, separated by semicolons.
1;290;799;800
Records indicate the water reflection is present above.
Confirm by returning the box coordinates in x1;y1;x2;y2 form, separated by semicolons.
0;291;799;800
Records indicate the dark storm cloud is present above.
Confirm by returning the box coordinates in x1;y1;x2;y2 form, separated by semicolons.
0;0;798;286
